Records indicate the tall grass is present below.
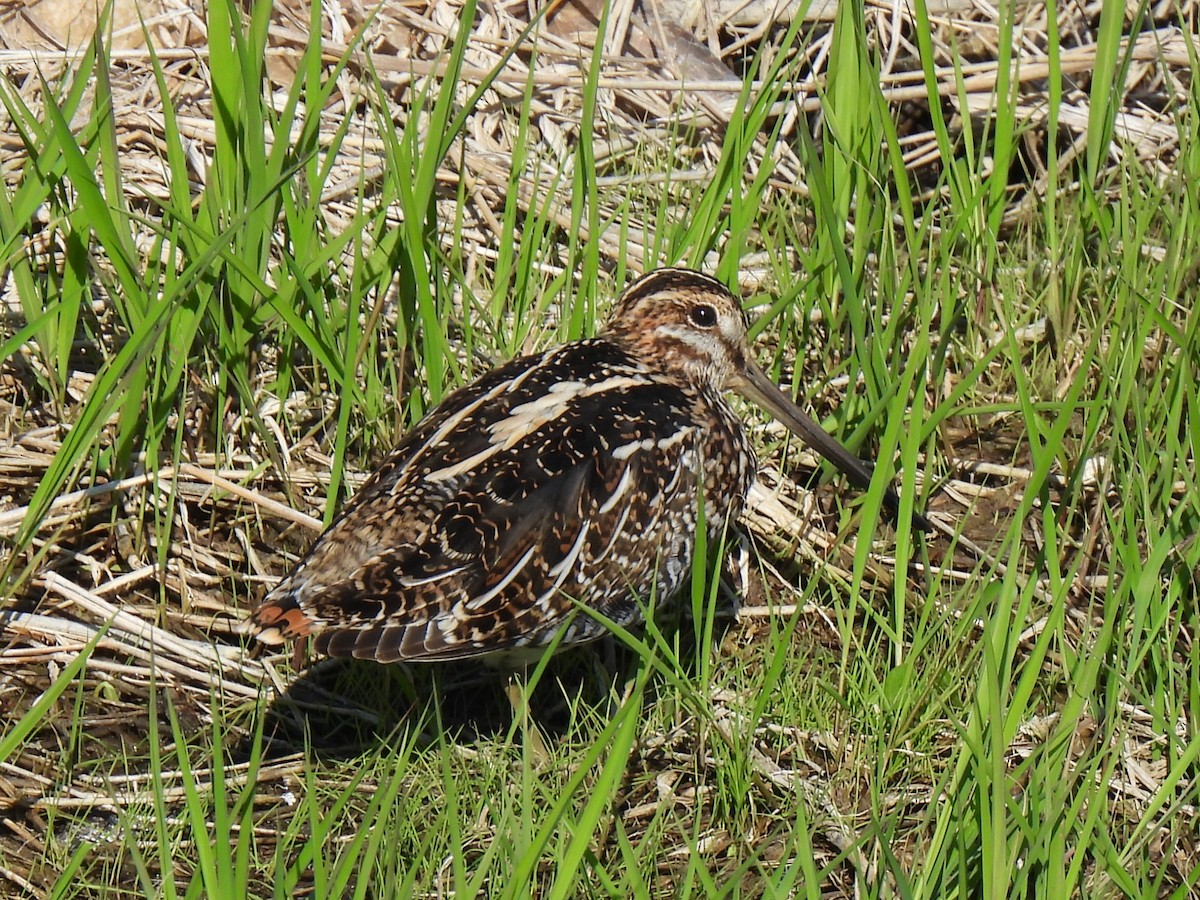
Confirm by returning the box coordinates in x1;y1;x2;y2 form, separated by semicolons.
0;0;1197;896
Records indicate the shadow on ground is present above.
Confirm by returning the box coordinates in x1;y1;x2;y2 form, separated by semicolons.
252;641;649;761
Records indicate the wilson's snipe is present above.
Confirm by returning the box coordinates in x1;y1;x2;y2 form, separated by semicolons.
252;268;923;663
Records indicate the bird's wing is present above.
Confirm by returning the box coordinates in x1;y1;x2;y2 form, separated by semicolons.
252;346;705;662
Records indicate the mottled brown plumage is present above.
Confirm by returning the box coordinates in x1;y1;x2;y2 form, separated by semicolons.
251;268;922;663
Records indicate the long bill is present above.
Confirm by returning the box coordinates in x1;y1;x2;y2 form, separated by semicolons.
732;359;929;530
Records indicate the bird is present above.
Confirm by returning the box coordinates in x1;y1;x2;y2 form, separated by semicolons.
250;267;924;664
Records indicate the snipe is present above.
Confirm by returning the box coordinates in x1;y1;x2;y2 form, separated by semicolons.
251;268;924;663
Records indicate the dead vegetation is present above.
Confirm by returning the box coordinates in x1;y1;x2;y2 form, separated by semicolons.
2;0;1194;274
1;0;1197;895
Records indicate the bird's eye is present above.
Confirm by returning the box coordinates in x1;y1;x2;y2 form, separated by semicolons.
689;304;718;328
